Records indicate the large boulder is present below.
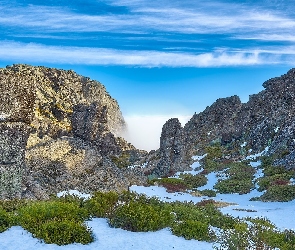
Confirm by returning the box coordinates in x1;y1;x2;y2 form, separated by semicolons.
0;66;36;199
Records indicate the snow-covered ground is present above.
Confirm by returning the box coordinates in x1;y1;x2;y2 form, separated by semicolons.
0;156;294;250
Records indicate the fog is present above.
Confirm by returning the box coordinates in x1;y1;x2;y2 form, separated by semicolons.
122;115;191;151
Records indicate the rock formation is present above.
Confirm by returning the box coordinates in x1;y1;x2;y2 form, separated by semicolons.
0;64;147;199
0;67;36;199
149;68;295;176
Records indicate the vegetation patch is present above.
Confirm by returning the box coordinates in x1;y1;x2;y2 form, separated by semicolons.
251;185;295;202
214;162;255;194
17;201;93;245
149;174;208;193
0;207;14;233
214;217;295;250
84;191;118;218
110;152;131;168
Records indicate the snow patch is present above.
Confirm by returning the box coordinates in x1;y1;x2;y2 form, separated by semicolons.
57;190;91;200
245;146;269;160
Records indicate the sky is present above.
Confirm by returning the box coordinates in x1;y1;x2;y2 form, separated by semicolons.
1;0;295;150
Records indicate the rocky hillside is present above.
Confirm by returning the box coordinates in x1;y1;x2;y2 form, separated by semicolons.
0;64;147;199
148;69;295;176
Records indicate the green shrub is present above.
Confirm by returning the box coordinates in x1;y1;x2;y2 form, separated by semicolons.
199;189;217;197
109;201;173;232
266;229;295;250
255;185;295;202
170;202;208;223
225;162;255;180
263;165;294;177
17;201;92;245
203;159;226;172
205;145;223;159
214;178;254;194
84;191;118;218
0;207;13;233
0;199;31;212
149;178;188;192
179;173;208;188
214;218;277;250
199;204;237;230
171;220;215;241
110;152;131;168
257;173;292;192
36;220;93;245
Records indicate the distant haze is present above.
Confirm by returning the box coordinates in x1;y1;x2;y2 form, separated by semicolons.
122;115;191;151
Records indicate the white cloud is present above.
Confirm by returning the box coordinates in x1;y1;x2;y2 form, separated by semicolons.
122;115;191;151
0;41;287;67
1;1;295;36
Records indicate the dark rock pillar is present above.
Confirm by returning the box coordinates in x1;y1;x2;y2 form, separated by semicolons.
0;66;36;199
153;118;184;177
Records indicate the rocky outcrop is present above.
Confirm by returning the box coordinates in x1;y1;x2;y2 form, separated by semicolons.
150;69;295;176
151;118;185;176
0;64;147;199
0;68;36;199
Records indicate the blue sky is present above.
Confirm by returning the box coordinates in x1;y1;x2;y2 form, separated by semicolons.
1;0;295;149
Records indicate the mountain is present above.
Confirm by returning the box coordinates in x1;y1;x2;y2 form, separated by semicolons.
1;65;295;199
0;64;147;199
147;69;295;176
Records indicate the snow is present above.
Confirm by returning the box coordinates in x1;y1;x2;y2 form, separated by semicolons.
57;190;91;200
1;154;294;249
240;142;247;147
245;146;269;160
0;219;213;250
274;127;280;133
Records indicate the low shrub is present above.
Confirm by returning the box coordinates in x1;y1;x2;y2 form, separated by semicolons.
17;201;92;245
214;178;254;194
0;199;31;212
110;152;131;168
179;173;208;188
203;158;227;172
263;165;294;177
205;145;223;160
0;207;14;233
225;162;255;180
36;220;93;245
171;220;215;241
84;191;118;218
149;178;188;192
109;201;173;232
254;185;295;202
199;189;217;197
214;218;277;250
257;173;292;192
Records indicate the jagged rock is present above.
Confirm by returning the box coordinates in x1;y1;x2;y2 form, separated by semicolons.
150;69;295;175
0;67;36;199
152;118;187;177
0;64;147;200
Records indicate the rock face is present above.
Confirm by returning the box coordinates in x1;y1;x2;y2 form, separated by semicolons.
151;118;185;177
0;68;36;199
150;69;295;176
0;64;147;199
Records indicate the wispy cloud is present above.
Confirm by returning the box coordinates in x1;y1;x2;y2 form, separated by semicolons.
1;1;295;35
0;41;290;67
